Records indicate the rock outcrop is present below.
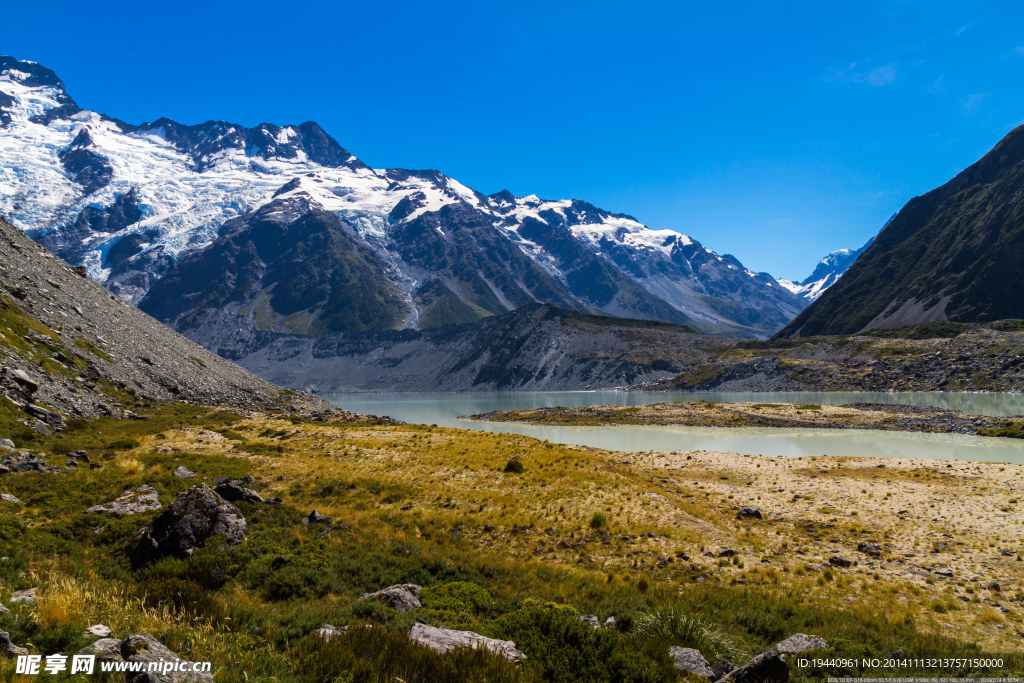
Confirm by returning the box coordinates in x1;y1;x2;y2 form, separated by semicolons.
86;485;162;516
408;623;525;662
357;584;422;613
124;485;246;569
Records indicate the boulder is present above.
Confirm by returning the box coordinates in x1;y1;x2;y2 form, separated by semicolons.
121;633;214;682
214;480;264;504
579;614;601;629
669;646;714;678
0;453;58;473
408;623;525;662
124;485;246;569
87;485;162;516
78;637;123;662
737;507;763;520
774;633;828;655
828;556;852;568
857;542;881;557
0;493;21;504
713;659;736;679
0;439;14;452
317;624;348;641
603;616;617;629
304;510;331;525
172;466;197;479
9;587;37;604
85;624;113;638
0;630;28;657
0;604;8;615
8;368;38;393
358;584;422;613
718;649;788;683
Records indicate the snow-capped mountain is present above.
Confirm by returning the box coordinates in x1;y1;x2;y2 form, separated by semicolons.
779;237;874;301
0;56;805;340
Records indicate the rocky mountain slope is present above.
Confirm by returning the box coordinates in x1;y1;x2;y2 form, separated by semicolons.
779;236;874;301
780;124;1024;337
0;216;327;429
218;304;722;393
0;56;804;339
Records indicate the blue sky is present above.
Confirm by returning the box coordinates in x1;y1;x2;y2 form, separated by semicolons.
5;0;1024;279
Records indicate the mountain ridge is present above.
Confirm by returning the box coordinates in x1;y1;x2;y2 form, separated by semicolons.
0;55;805;339
779;124;1024;337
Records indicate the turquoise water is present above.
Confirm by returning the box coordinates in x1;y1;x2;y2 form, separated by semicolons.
324;391;1024;463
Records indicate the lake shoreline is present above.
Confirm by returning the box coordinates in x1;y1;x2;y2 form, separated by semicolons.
465;401;1024;439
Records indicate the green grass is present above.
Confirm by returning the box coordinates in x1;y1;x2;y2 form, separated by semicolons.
1;403;1021;681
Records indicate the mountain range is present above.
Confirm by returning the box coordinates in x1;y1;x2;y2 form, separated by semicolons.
0;56;813;344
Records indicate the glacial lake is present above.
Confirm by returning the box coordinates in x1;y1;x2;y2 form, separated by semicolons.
324;391;1024;464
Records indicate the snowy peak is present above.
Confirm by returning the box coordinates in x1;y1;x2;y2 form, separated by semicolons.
1;55;807;337
780;237;874;301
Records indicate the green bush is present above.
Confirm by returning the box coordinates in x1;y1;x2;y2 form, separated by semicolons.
589;513;608;530
503;459;525;474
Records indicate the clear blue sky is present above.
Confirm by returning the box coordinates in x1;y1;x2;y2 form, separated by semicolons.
5;1;1024;279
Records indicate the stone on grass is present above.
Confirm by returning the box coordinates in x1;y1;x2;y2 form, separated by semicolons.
774;633;828;655
718;649;788;683
172;466;197;479
579;614;601;629
737;507;763;520
214;480;264;504
408;623;525;662
358;584;422;613
1;630;28;657
124;485;246;569
9;587;37;604
121;633;214;682
0;493;21;504
669;646;714;678
78;637;123;662
87;485;162;516
86;624;113;638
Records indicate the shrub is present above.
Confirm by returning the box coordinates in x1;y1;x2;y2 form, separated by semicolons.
503;459;525;474
589;512;608;530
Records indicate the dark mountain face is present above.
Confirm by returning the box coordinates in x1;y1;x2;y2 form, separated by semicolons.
780;125;1024;337
139;195;408;337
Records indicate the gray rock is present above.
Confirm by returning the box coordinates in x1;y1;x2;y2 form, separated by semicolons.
121;633;214;682
603;616;617;629
78;637;123;662
358;584;422;613
172;466;197;479
579;614;602;629
713;659;736;679
87;485;162;516
214;480;264;504
857;542;881;557
774;633;829;655
8;368;38;394
0;439;14;452
124;485;246;569
828;556;852;568
934;568;954;577
9;587;37;604
85;624;113;638
317;624;348;641
669;646;714;678
0;453;58;473
1;630;28;657
737;507;763;520
718;649;788;683
0;604;9;615
408;622;525;662
0;493;21;504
